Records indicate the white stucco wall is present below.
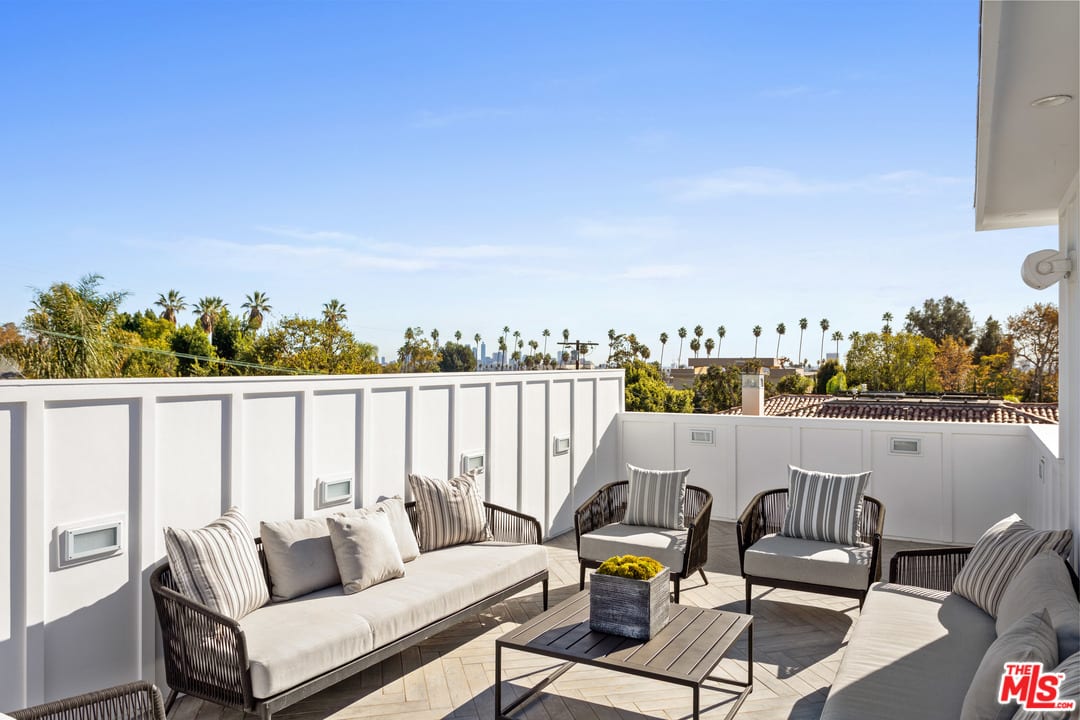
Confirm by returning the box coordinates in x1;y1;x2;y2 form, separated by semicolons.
0;370;624;709
1059;171;1079;570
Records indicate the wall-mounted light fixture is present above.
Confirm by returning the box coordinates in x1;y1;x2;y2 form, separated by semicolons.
552;435;570;456
58;516;124;567
461;450;485;474
318;474;354;508
689;428;715;445
1021;249;1073;290
889;437;922;456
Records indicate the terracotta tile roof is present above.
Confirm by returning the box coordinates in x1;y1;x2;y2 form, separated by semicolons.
720;394;1058;424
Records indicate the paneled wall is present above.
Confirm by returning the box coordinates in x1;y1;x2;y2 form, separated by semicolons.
618;412;1060;544
0;370;624;709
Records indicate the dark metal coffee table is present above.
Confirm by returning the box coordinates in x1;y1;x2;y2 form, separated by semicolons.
495;591;752;719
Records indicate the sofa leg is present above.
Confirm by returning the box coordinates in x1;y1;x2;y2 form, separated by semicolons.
745;579;752;614
542;578;549;610
698;568;708;586
858;591;866;609
258;704;272;720
579;563;586;591
673;576;680;604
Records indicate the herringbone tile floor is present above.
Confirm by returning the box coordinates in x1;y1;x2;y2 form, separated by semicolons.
170;523;933;720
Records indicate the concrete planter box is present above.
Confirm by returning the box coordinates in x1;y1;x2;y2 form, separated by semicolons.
589;567;670;640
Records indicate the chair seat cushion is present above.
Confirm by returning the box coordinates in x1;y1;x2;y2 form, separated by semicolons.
579;523;687;573
821;583;997;720
743;533;871;591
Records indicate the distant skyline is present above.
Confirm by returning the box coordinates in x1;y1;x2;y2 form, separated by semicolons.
0;1;1059;363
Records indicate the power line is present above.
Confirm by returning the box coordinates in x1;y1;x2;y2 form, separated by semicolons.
29;328;312;375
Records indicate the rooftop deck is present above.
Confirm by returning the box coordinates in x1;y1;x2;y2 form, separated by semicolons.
171;523;935;720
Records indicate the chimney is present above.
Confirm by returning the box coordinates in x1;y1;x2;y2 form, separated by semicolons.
742;372;765;416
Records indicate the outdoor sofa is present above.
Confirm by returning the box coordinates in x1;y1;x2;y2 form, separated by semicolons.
151;499;547;720
820;516;1079;720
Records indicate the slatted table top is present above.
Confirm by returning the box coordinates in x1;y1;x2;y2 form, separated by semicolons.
497;591;752;687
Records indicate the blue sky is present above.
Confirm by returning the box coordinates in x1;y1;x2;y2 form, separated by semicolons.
0;1;1058;363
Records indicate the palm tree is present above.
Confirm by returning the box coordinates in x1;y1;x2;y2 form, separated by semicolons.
562;328;569;343
819;318;830;363
512;330;521;366
430;328;439;349
659;332;669;367
454;330;462;343
832;330;844;358
677;327;687;367
502;326;510;357
689;337;701;357
705;337;715;357
848;330;860;343
607;328;617;363
752;325;762;357
322;299;347;325
473;333;481;369
717;325;726;354
542;328;550;356
693;325;704;348
775;322;786;361
498;337;508;368
528;339;539;366
193;297;227;336
241;291;271;331
882;312;894;335
154;290;186;325
798;318;808;366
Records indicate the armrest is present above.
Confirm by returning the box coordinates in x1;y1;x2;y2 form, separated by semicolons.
574;482;627;552
8;682;166;720
888;546;973;590
484;502;542;544
682;490;713;575
150;565;253;710
735;489;787;574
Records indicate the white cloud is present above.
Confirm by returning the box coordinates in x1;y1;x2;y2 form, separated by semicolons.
255;226;362;243
662;166;969;201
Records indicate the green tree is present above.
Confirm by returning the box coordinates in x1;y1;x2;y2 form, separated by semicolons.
831;330;843;358
882;311;894;335
845;332;940;392
677;326;687;367
815;359;842;394
1007;303;1058;402
704;337;715;357
689;336;701;358
454;330;463;343
193;296;227;336
22;274;129;378
905;296;975;345
154;290;186;325
248;315;379;374
624;360;693;413
934;336;973;392
692;365;743;412
776;373;813;394
209;310;251;374
430;328;439;349
973;316;1007;362
973;352;1022;398
114;309;178;377
438;341;476;372
826;371;847;395
797;318;808;366
241;291;272;332
322;299;347;326
171;324;216;376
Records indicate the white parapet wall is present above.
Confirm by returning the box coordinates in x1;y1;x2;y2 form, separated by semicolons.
618;412;1068;545
0;369;625;709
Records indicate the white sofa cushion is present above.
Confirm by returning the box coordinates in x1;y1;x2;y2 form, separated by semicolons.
996;551;1080;659
579;523;687;573
240;540;547;698
327;513;406;594
743;533;872;591
357;541;548;646
342;497;420;563
820;583;997;720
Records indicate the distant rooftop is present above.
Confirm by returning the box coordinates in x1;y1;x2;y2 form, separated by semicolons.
719;393;1059;424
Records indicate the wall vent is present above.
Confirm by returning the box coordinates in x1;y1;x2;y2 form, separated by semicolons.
889;437;922;456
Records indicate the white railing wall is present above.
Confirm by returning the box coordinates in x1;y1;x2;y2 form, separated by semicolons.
617;412;1068;546
0;370;625;709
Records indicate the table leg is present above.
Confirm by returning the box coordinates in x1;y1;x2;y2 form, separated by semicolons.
692;685;700;720
495;642;502;718
747;621;753;688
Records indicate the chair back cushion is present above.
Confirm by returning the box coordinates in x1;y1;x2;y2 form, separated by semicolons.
953;514;1072;617
624;464;689;530
407;470;492;551
780;465;870;546
164;507;270;619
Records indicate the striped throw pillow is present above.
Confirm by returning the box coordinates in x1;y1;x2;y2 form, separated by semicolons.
953;514;1073;617
624;464;689;530
780;465;871;546
163;507;269;619
407;470;492;551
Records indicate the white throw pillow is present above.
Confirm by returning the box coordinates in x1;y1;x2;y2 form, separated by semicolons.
962;609;1059;720
953;514;1072;617
624;464;689;530
342;496;421;562
996;551;1080;659
326;513;406;594
164;507;269;619
259;516;341;601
